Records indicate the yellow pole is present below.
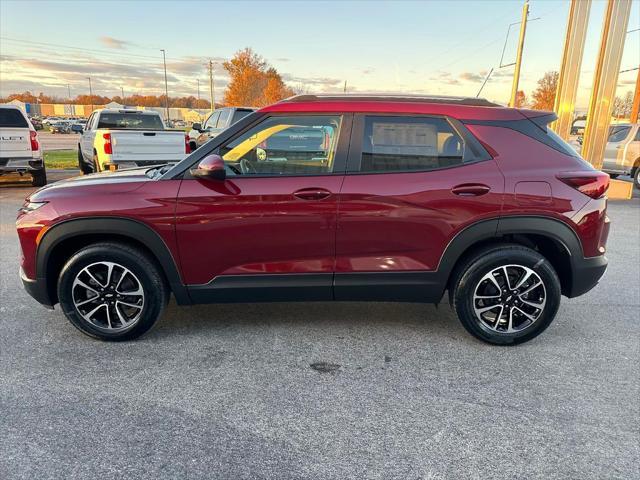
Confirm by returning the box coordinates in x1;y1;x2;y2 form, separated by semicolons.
509;0;529;108
581;0;633;169
630;69;640;124
552;0;592;139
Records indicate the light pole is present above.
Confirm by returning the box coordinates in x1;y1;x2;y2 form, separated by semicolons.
87;77;93;111
67;84;71;100
121;86;125;101
208;60;215;112
160;49;170;122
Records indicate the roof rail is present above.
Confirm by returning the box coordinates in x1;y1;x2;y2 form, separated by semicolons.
280;94;500;107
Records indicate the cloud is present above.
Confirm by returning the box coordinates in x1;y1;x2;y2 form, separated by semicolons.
281;74;342;87
459;72;483;82
100;36;132;49
275;57;290;62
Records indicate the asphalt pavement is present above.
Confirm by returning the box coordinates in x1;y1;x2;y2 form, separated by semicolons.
0;172;638;480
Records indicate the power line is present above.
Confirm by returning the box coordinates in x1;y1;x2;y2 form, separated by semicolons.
0;36;207;63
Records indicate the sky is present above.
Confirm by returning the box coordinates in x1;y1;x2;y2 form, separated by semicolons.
0;0;638;109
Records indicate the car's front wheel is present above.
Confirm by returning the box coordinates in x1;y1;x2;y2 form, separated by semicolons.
57;242;169;341
78;148;92;175
452;244;561;345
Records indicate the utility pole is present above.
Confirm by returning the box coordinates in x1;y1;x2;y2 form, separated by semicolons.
67;84;71;100
509;0;529;107
197;79;200;103
207;60;215;112
160;49;170;122
343;80;347;93
87;76;93;111
121;86;125;101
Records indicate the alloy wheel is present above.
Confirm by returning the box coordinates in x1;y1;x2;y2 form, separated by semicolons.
72;261;145;332
472;264;546;333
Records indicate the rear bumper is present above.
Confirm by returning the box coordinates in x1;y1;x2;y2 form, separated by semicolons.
0;159;44;174
20;267;54;308
568;254;608;298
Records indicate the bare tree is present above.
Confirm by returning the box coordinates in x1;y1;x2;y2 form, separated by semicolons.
613;91;634;119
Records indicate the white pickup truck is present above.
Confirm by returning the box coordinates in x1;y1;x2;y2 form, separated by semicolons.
0;104;46;186
78;109;189;173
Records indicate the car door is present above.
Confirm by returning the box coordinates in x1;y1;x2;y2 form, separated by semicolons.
603;125;632;172
334;114;504;301
175;113;352;302
80;113;96;160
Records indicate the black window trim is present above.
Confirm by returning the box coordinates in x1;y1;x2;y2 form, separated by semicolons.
167;111;354;180
346;113;492;175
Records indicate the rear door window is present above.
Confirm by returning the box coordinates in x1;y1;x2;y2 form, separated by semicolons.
0;109;28;128
355;116;468;173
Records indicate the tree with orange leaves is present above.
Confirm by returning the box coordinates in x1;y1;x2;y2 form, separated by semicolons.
223;48;293;107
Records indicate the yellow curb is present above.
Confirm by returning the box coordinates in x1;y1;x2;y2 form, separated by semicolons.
608;179;633;200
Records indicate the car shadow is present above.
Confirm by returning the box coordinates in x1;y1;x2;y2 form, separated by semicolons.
146;299;467;343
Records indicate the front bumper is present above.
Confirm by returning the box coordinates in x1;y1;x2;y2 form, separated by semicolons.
568;254;608;298
20;267;54;308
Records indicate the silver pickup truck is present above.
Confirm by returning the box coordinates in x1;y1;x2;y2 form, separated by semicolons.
0;104;46;186
78;109;188;173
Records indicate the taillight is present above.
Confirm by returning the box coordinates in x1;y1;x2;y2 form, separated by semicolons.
185;134;191;154
103;133;112;154
557;171;609;199
29;130;39;151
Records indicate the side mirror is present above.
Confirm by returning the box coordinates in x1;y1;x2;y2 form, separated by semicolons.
190;154;226;181
192;123;202;131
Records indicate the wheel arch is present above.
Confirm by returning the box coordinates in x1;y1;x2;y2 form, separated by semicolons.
439;216;583;297
37;217;191;306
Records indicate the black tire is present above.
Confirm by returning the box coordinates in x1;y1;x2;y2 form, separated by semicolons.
93;151;100;173
633;167;640;190
452;244;561;345
608;173;619;179
31;167;47;187
78;148;92;175
57;242;169;341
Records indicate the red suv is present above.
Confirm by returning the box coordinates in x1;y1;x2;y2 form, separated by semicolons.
17;95;610;344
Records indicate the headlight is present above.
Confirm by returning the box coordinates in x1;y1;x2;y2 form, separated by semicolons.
19;201;47;214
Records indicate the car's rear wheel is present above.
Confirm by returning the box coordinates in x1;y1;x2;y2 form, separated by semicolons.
31;167;47;187
57;242;169;341
78;148;92;175
633;166;640;189
452;244;561;345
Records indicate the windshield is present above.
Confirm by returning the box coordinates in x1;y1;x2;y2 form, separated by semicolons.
97;113;164;130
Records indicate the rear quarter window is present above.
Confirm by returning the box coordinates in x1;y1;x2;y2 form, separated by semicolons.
0;109;28;128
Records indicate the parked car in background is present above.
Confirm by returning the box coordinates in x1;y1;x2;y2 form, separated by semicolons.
78;108;190;173
42;116;62;126
602;123;639;187
0;104;46;186
571;123;640;188
50;122;71;134
71;119;87;134
189;106;255;150
19;95;609;345
29;117;43;130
